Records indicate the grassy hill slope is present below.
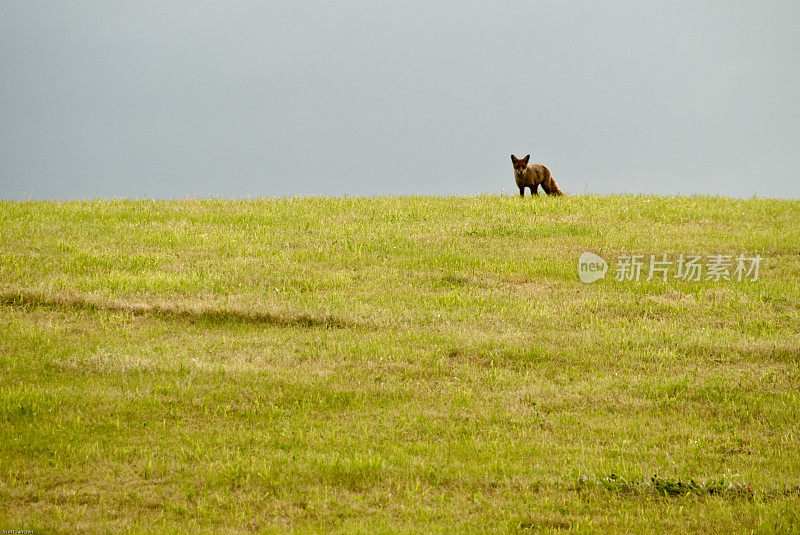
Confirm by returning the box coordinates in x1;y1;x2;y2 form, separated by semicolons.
1;195;799;533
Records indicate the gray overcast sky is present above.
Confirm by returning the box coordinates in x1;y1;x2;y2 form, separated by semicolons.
2;1;799;199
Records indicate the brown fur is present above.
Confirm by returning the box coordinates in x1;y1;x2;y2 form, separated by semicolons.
511;154;565;197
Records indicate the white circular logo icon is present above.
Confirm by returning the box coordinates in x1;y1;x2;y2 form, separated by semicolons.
578;252;608;283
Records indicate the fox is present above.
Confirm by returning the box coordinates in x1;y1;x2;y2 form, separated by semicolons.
511;154;565;197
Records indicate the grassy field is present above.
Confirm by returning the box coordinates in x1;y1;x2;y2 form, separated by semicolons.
1;195;799;533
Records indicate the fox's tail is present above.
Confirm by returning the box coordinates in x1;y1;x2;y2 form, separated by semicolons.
543;178;566;196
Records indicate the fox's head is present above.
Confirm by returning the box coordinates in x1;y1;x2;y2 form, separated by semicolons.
511;154;530;174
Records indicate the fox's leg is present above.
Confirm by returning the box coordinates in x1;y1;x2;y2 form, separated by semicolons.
531;184;540;195
519;186;525;197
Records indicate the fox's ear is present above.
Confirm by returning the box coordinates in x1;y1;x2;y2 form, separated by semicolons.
510;154;517;163
523;155;530;164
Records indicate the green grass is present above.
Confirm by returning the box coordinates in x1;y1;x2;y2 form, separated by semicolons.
1;194;799;533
